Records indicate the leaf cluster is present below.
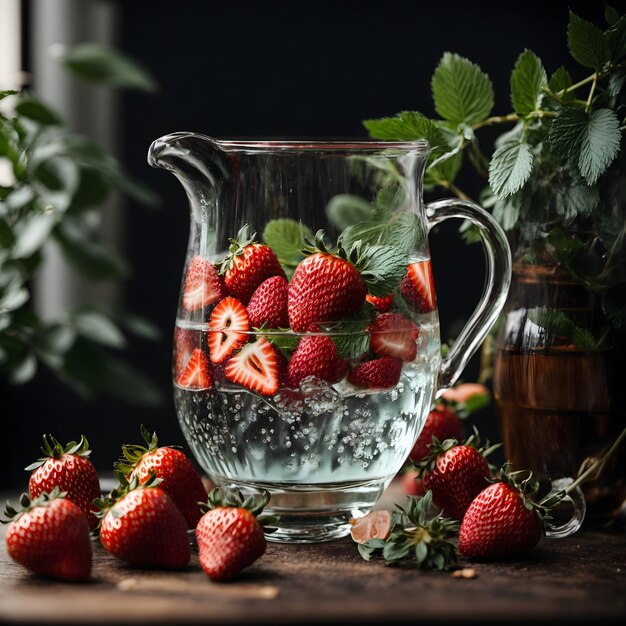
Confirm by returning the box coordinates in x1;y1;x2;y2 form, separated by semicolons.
0;45;163;403
363;6;626;337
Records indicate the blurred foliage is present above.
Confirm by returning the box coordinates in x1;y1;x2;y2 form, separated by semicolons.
0;44;163;405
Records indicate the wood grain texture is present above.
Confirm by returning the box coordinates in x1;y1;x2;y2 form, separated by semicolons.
1;483;625;625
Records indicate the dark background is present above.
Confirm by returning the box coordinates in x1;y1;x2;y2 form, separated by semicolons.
3;0;611;489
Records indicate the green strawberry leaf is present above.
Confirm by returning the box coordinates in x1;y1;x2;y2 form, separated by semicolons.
363;111;448;152
510;49;547;116
262;218;313;274
350;243;407;297
567;10;609;70
326;194;377;231
488;141;533;199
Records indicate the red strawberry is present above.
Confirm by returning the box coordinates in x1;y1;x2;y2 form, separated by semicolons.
416;433;492;521
247;275;289;328
286;334;349;388
459;481;544;558
208;297;250;364
409;406;464;463
288;238;366;332
99;473;190;569
196;489;273;581
369;312;420;361
347;357;402;389
4;489;92;581
182;255;227;312
115;426;207;528
402;469;426;497
220;225;286;304
174;327;200;379
177;348;213;389
27;435;101;530
224;336;280;396
365;293;393;313
400;260;437;313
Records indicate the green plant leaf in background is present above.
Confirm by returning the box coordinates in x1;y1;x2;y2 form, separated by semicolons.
488;142;533;199
53;43;157;92
15;97;63;126
510;50;547;115
431;53;494;125
567;11;609;70
578;109;621;185
363;111;448;151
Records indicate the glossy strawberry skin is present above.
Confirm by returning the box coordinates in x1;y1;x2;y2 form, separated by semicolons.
247;276;289;329
133;448;207;528
409;407;464;463
182;255;227;312
5;498;92;581
422;445;490;521
286;334;349;388
196;506;266;581
225;244;285;305
400;260;437;314
288;253;366;332
369;312;420;362
402;469;426;497
347;357;402;389
29;455;101;531
459;482;544;558
100;487;190;568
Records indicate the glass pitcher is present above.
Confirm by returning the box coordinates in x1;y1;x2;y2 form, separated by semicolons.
148;133;511;542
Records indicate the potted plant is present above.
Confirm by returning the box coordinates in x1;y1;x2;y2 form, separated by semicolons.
363;6;626;524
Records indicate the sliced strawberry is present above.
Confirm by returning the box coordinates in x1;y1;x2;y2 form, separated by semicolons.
247;276;289;329
369;313;420;361
174;327;199;378
208;297;250;364
365;293;393;313
400;260;437;314
178;348;213;389
347;357;402;389
224;337;279;396
182;256;227;312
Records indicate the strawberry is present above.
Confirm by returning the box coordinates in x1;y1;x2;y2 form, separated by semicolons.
365;293;393;313
182;255;226;312
3;488;92;581
208;297;250;364
402;469;426;497
220;225;286;304
247;275;289;328
287;234;366;332
174;327;200;379
369;312;420;361
196;489;276;581
408;406;464;463
286;334;349;388
224;336;280;396
416;431;496;521
115;426;207;528
347;356;402;389
98;473;190;569
26;435;101;530
400;260;437;314
177;348;213;389
459;467;545;558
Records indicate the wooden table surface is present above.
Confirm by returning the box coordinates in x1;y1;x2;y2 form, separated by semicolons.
1;482;625;625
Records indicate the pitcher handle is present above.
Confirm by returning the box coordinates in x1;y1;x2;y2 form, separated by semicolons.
425;198;512;394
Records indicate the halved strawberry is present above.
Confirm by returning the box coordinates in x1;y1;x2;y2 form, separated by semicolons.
347;356;402;389
174;328;199;378
208;297;250;364
365;293;393;313
178;348;213;389
400;260;436;314
224;337;279;396
369;313;420;361
182;256;227;312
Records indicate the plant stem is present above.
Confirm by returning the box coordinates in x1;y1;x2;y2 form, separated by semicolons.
585;73;598;113
557;73;595;96
472;113;519;130
437;179;473;203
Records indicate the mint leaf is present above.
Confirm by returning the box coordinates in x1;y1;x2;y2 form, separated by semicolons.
548;107;587;163
567;11;608;69
338;212;420;256
510;49;547;115
262;218;312;271
527;308;574;336
578;108;621;185
355;244;406;297
548;67;573;93
326;194;377;231
323;317;372;360
488;142;533;199
431;53;494;125
363;111;448;151
605;3;620;26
